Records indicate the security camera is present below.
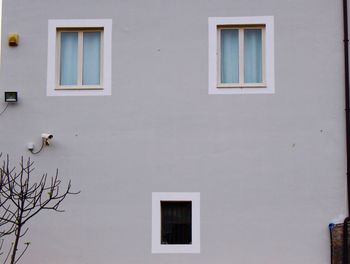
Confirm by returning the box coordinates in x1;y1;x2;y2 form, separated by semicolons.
27;133;55;154
41;133;53;145
41;133;53;140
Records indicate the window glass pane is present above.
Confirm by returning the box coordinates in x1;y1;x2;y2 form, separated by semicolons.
60;32;78;85
161;201;192;245
83;32;101;85
220;29;239;84
244;29;263;83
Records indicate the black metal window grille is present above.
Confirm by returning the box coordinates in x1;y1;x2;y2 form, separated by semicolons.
161;201;192;245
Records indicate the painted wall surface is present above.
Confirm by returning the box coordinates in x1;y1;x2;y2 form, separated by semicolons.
0;0;346;263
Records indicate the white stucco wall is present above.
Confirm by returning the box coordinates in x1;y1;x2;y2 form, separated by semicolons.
0;0;347;263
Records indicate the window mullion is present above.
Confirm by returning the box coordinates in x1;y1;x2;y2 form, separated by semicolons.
239;28;244;85
77;31;83;86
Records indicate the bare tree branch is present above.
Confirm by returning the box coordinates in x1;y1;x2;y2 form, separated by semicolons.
0;154;79;264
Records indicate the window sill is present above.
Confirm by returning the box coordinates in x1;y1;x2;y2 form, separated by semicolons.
217;83;267;88
55;86;103;90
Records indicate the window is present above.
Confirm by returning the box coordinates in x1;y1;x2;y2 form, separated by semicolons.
152;192;200;253
209;16;274;94
219;26;264;87
47;19;112;96
161;201;192;245
58;29;102;89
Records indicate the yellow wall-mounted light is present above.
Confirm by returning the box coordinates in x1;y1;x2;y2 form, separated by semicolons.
8;33;19;46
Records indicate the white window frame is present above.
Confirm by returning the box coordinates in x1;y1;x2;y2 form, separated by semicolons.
56;29;104;90
47;19;112;96
217;25;266;88
209;16;274;94
152;192;200;254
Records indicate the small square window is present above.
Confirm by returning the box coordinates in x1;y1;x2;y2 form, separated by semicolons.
209;16;274;94
161;201;192;245
152;192;200;254
47;19;112;96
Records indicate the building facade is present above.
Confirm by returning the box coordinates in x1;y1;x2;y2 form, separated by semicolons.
0;0;347;263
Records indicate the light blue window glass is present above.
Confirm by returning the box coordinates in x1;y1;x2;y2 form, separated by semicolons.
83;32;101;85
244;29;263;83
60;32;78;85
220;29;239;83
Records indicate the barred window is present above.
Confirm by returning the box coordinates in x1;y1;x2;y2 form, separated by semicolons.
161;201;192;245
